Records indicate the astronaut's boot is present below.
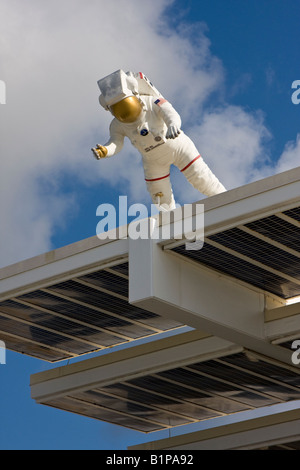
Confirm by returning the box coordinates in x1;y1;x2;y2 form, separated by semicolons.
146;177;177;211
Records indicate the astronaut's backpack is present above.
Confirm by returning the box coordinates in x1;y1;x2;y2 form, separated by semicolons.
98;69;163;109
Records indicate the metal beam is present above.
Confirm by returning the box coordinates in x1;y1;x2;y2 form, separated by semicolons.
129;235;294;366
265;303;300;342
30;331;236;403
160;166;300;249
129;407;300;450
0;237;129;301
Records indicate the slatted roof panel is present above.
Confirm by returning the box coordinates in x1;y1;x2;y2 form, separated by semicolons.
0;262;182;362
171;206;300;300
266;440;300;450
37;348;300;433
1;169;299;363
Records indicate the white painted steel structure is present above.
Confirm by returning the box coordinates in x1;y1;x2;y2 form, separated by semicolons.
129;406;300;450
1;166;300;436
0;236;182;361
30;330;300;434
1;166;299;362
129;166;300;366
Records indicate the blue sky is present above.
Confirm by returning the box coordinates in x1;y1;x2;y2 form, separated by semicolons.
0;0;300;450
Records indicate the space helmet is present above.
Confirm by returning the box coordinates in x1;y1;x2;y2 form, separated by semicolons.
98;69;142;123
97;69;162;123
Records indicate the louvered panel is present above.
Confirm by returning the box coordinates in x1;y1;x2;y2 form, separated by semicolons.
33;348;300;432
171;207;300;300
0;262;182;362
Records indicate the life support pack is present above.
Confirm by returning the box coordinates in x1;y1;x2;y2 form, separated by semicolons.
98;69;163;110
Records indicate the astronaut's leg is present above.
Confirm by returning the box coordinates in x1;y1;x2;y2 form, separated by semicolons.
181;155;226;197
145;173;176;211
174;133;226;197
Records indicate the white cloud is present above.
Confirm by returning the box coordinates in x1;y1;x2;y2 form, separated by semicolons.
0;0;298;268
0;170;76;264
189;105;271;188
171;105;271;205
0;0;226;266
274;134;300;174
0;0;172;266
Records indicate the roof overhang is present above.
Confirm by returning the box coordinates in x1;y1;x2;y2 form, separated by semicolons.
1;166;300;363
0;235;182;361
129;166;300;366
30;329;300;433
129;406;300;449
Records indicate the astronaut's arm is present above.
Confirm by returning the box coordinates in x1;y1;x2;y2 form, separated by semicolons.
103;133;124;156
155;98;182;139
91;122;125;160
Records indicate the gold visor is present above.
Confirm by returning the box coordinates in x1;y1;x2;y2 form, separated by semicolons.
110;96;142;123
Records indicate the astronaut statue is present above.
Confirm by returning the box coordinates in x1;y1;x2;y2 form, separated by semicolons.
92;70;226;211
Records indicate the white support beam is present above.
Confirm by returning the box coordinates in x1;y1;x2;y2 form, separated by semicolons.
265;303;300;342
1;166;299;363
30;331;236;403
129;235;294;366
129;406;300;450
0;236;129;301
160;166;300;248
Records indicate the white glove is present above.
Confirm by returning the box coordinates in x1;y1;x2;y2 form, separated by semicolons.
166;125;181;139
91;144;108;159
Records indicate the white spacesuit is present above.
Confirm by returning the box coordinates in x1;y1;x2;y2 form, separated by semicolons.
92;70;226;210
